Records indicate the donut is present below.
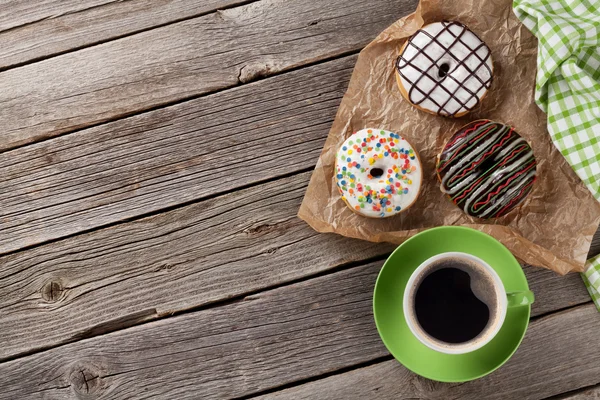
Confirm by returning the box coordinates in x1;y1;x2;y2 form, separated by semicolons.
436;120;537;219
335;128;422;218
395;21;493;118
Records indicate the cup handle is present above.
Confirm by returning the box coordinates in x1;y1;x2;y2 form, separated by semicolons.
507;290;535;307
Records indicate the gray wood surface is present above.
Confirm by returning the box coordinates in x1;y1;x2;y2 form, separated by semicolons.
0;168;591;361
0;0;416;152
0;56;354;254
0;0;247;69
255;303;600;400
563;386;600;399
0;260;594;400
0;171;392;360
0;261;388;400
0;0;116;30
0;1;596;399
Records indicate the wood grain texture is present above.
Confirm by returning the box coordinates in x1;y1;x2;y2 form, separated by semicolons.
0;257;593;400
561;385;600;400
0;2;593;399
0;0;417;151
0;171;394;360
0;169;590;363
0;0;118;30
256;303;600;400
0;0;250;69
0;262;387;400
0;55;355;253
524;264;590;315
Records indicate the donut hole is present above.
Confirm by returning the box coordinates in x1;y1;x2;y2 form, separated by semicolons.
370;167;384;178
438;62;451;79
477;157;497;173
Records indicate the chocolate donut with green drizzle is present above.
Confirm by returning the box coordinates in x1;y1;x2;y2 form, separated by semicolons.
436;120;537;219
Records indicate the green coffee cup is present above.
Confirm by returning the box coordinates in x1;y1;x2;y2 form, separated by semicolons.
373;226;533;382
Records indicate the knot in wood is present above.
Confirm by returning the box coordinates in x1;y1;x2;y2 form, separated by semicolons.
69;363;102;396
41;280;64;303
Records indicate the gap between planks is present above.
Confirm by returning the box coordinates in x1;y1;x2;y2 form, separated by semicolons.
544;382;600;400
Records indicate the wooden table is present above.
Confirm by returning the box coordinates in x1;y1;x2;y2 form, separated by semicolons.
1;1;599;399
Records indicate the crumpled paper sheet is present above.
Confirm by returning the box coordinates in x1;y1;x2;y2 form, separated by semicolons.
298;0;600;275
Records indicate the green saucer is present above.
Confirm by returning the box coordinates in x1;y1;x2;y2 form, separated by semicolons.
373;226;531;382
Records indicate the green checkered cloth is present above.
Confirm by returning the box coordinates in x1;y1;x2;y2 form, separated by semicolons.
513;0;600;311
582;254;600;309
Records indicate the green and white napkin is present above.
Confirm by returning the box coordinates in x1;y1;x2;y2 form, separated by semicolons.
583;255;600;308
513;0;600;310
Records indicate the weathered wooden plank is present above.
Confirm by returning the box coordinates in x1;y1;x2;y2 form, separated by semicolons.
0;256;593;400
255;303;600;400
562;385;600;400
0;0;250;69
0;168;590;363
0;0;118;30
0;55;355;253
0;0;417;151
524;264;590;315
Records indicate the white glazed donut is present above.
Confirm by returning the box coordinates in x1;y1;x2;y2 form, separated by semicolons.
335;128;422;218
395;21;493;118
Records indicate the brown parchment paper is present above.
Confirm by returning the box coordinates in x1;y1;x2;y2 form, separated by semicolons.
298;0;600;275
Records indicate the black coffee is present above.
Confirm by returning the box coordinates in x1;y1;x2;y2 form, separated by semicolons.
414;265;491;344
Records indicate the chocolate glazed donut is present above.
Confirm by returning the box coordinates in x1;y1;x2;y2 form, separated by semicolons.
437;120;537;219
